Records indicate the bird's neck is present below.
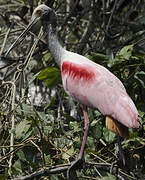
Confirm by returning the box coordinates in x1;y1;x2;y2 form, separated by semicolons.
47;25;64;67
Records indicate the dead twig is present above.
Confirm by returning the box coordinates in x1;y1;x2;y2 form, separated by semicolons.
8;81;16;168
0;28;11;56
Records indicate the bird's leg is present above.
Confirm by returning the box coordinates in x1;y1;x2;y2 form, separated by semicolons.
67;105;89;179
110;135;126;174
117;135;126;166
78;105;90;159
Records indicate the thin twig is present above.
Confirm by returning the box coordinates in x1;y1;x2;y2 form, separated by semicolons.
0;138;37;162
23;27;44;69
106;0;118;33
2;81;16;168
76;3;96;54
0;27;11;56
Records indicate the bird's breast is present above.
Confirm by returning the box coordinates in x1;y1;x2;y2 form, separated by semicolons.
61;61;98;106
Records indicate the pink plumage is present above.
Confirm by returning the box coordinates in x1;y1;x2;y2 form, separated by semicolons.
61;51;140;129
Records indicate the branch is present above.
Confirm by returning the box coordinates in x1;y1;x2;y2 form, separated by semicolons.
76;10;95;54
0;27;11;56
106;0;118;33
12;162;137;180
12;166;69;180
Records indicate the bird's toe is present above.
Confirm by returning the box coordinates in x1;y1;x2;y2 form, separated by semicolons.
67;157;84;180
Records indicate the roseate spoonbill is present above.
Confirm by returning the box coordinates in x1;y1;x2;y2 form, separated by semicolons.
7;4;140;179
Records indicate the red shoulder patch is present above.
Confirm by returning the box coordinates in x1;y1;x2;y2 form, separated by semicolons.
62;61;95;81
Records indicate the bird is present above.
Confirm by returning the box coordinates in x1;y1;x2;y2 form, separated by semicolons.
8;4;140;179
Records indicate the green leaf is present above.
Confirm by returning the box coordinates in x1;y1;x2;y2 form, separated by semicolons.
91;120;98;127
22;128;33;141
91;123;102;139
15;120;31;139
62;146;74;160
103;127;116;143
102;173;116;180
12;160;22;174
69;121;81;132
37;67;61;87
16;104;33;116
44;154;51;164
117;44;134;60
43;52;52;62
44;126;53;136
87;136;95;150
56;138;72;149
17;149;26;161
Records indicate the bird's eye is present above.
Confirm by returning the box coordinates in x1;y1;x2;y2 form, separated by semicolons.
36;9;42;16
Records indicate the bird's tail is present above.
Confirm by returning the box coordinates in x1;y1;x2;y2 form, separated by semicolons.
106;116;129;138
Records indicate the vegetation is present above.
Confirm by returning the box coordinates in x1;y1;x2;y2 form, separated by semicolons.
0;0;145;179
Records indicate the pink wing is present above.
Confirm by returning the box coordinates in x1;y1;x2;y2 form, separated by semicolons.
62;60;140;129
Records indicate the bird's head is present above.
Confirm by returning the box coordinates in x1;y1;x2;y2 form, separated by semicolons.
5;5;57;56
32;5;57;30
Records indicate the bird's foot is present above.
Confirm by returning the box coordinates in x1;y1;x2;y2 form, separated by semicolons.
118;147;126;167
67;157;84;180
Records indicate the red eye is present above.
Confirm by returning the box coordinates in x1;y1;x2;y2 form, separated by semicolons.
36;9;42;16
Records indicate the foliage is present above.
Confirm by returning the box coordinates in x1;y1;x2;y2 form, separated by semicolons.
37;66;61;87
0;0;145;180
